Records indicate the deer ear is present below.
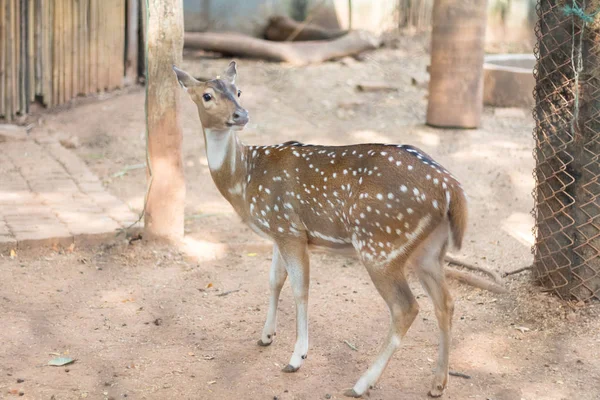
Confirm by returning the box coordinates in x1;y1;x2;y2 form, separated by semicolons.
224;61;237;84
173;65;200;90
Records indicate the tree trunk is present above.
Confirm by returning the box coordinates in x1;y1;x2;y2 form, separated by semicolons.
532;0;600;302
426;0;487;128
144;0;185;241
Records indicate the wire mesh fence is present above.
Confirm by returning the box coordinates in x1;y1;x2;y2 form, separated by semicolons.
532;0;600;302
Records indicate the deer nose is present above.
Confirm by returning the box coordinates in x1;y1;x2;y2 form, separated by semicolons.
232;109;249;125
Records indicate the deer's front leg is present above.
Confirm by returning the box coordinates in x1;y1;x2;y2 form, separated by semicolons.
277;240;310;373
258;244;288;346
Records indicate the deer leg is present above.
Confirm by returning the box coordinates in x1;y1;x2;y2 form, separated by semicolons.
258;244;288;346
277;240;310;373
345;270;419;398
417;256;454;397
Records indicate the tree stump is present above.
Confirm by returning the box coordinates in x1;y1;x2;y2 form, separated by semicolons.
426;0;487;128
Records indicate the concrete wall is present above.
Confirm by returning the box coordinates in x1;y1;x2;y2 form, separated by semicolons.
183;0;399;36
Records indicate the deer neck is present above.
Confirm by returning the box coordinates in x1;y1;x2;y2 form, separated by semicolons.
202;127;248;210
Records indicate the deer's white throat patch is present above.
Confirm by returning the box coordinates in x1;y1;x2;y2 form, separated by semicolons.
204;128;236;171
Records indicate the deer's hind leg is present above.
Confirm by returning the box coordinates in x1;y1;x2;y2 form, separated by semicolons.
411;220;454;397
345;258;419;398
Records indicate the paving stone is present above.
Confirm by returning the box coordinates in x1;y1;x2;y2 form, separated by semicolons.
3;140;138;249
0;191;38;206
67;216;121;235
0;219;11;236
78;181;107;193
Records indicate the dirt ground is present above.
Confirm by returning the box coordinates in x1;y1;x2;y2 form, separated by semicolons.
2;37;600;400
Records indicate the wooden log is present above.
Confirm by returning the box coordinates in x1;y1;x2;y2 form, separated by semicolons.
14;0;20;114
51;0;59;106
82;0;88;94
6;0;14;120
110;0;117;89
64;0;71;102
0;0;6;117
125;0;138;85
89;0;96;93
97;0;104;91
35;0;42;97
117;0;125;87
28;0;35;104
72;0;78;97
265;15;347;42
48;0;55;106
144;0;186;240
139;0;146;80
184;30;381;66
57;0;64;104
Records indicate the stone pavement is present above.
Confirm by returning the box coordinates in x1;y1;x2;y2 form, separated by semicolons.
0;136;140;253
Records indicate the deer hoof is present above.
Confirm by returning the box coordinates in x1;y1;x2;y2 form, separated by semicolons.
428;384;445;398
281;364;299;373
343;388;362;398
257;339;272;347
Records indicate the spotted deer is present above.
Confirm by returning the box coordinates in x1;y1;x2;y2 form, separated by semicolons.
174;62;468;398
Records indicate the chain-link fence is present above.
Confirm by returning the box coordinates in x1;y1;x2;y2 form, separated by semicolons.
532;0;600;302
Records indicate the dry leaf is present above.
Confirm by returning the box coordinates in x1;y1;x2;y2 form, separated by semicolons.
68;243;76;253
206;283;213;289
188;352;195;356
247;253;257;257
10;249;16;259
207;380;216;385
48;357;75;366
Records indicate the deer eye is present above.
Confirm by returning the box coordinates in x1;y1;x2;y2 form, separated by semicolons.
237;90;242;98
202;93;212;102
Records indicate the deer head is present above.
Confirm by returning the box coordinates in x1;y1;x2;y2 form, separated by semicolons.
173;61;249;131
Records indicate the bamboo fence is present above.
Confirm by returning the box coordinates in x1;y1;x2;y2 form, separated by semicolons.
0;0;136;122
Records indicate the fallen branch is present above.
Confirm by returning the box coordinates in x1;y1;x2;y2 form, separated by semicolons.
184;31;381;66
444;255;503;285
445;267;508;294
449;371;471;379
216;289;241;297
344;340;358;351
265;15;347;42
502;265;532;277
356;81;399;92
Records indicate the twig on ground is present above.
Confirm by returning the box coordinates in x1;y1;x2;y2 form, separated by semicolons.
216;289;241;297
449;371;471;379
502;265;532;277
344;340;358;351
110;163;146;178
445;267;508;294
444;255;503;284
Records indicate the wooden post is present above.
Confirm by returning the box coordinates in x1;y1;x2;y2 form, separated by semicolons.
125;0;138;85
144;0;185;241
426;0;487;128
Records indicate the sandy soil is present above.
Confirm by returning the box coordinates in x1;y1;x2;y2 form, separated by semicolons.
2;37;600;400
